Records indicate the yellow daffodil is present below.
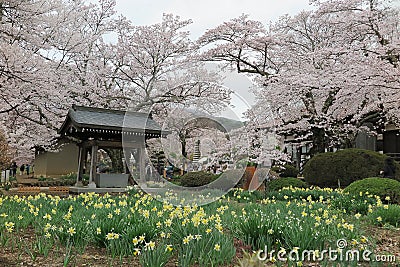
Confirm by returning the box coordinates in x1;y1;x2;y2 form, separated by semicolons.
67;227;76;236
166;244;173;252
145;241;156;250
183;236;190;245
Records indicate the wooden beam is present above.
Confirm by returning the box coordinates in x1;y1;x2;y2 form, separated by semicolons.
81;140;144;149
75;145;84;186
140;148;146;182
89;145;98;188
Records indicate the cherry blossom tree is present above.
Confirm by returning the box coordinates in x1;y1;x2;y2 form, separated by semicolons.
0;0;121;154
0;1;229;160
112;14;230;113
1;0;63;153
0;129;11;169
199;0;400;156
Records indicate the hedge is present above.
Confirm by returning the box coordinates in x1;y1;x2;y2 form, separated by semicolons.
344;177;400;204
270;164;299;178
303;148;400;187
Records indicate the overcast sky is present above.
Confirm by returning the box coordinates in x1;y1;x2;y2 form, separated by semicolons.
112;0;313;120
114;0;312;39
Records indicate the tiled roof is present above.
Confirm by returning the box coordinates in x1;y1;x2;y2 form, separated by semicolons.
59;105;163;133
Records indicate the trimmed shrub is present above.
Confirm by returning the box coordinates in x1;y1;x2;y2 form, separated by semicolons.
303;148;400;187
270;164;299;178
179;171;218;187
344;177;400;204
280;165;299;178
266;177;308;192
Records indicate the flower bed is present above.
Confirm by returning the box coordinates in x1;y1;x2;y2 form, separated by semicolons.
0;187;398;266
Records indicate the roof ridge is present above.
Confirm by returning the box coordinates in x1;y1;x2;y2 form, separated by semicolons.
71;104;150;116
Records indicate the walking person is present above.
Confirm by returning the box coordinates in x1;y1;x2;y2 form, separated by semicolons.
19;164;25;176
26;164;30;176
11;162;17;177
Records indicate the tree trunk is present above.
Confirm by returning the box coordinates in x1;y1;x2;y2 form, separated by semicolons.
104;149;124;173
179;133;187;158
0;130;11;170
309;127;326;156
